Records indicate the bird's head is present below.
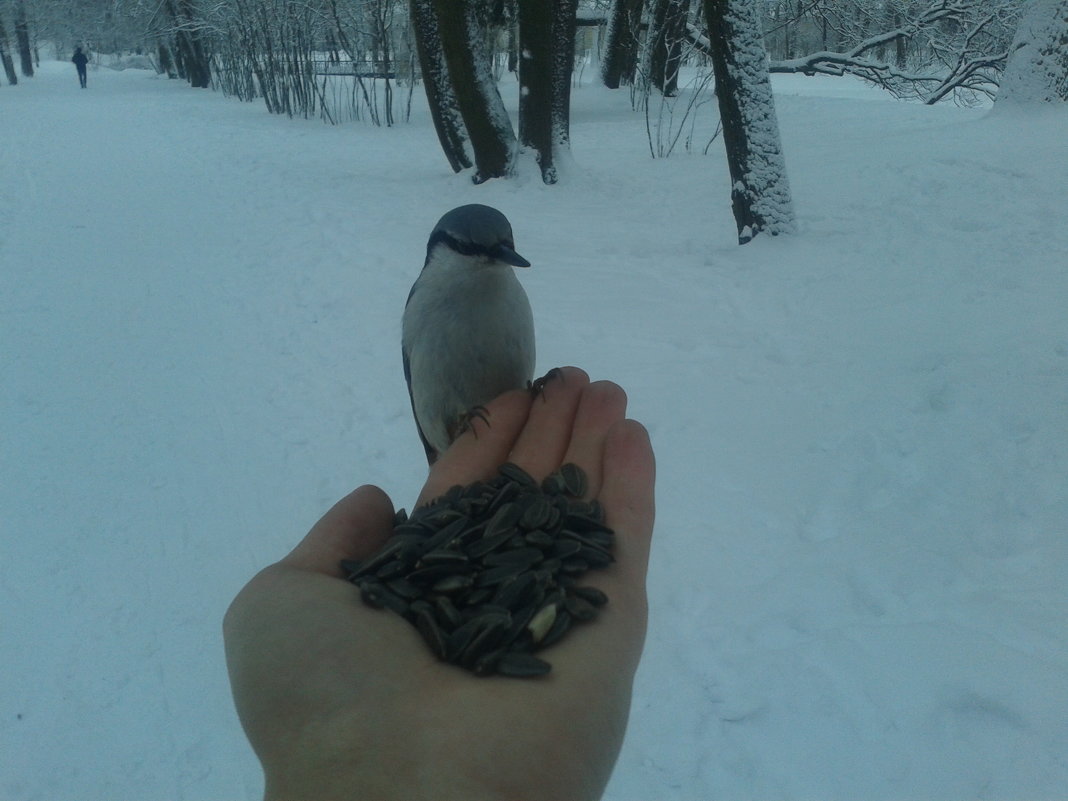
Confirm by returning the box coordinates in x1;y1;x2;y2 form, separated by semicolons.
425;204;531;268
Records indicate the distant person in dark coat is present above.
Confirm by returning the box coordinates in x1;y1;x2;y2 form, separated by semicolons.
72;47;89;88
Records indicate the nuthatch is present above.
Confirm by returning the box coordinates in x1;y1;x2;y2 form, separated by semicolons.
402;204;535;463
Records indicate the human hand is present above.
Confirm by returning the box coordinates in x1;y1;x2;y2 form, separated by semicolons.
223;367;655;801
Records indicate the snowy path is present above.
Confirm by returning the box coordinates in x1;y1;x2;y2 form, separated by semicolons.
3;62;1068;799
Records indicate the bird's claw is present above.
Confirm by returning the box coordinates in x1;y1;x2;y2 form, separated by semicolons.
529;367;565;400
450;405;491;442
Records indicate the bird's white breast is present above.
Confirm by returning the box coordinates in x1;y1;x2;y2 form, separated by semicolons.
403;248;535;453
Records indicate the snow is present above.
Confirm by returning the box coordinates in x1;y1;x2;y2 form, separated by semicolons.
3;61;1068;800
997;0;1068;104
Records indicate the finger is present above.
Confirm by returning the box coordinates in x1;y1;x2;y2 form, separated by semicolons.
281;484;395;576
507;366;590;478
598;420;656;589
561;381;629;498
417;388;533;506
564;420;655;670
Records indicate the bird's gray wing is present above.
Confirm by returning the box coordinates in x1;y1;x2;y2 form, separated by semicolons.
403;336;438;465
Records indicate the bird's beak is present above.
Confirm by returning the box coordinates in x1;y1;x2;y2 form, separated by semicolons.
490;243;531;268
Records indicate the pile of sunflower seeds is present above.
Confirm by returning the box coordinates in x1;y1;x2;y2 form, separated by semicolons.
341;462;614;678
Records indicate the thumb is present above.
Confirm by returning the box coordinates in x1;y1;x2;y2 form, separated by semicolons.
281;484;395;576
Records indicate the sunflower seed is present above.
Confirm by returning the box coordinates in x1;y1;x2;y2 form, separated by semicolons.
565;595;598;622
445;617;484;659
407;563;470;584
375;559;410;581
472;647;506;676
346;535;420;578
518;494;553;531
340;558;362;578
342;459;615;677
475;563;528;587
551;539;582;559
484;502;522;537
540;472;567;495
522;529;552;549
420;516;472;552
358;581;410;617
463;587;494;606
386;577;423;599
498;462;536;487
467;528;515;559
482;547;543;568
492;570;537;608
577;546;615;568
459;613;511;667
414;604;448;660
391;522;431;538
486;480;520;514
561;558;589;575
496;651;551;678
560;528;615;552
432;595;463;628
569;585;609;607
527;602;558;643
560;463;588;498
419;549;470;565
432;574;474;593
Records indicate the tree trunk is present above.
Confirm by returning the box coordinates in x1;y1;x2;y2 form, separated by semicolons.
15;0;33;78
411;0;473;172
431;0;516;182
703;0;795;243
996;0;1068;104
168;0;212;89
602;0;644;88
518;0;578;183
0;16;17;86
647;0;689;95
550;0;579;158
159;43;178;78
519;0;554;178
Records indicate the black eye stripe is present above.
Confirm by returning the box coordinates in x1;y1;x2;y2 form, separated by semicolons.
427;230;497;259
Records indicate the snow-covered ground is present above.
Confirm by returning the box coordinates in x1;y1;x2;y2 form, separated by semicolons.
2;59;1067;800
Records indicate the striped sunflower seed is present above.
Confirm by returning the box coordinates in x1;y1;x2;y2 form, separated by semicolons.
496;651;551;678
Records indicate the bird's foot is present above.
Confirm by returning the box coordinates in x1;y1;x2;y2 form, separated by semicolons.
529;367;565;400
450;405;491;442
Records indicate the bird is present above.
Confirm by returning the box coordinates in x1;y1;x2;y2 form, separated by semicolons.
402;204;536;464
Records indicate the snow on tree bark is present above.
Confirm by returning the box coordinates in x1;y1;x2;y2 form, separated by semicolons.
997;0;1068;104
410;0;473;172
519;0;578;183
432;0;516;182
703;0;796;244
602;0;644;88
550;0;579;160
519;0;554;180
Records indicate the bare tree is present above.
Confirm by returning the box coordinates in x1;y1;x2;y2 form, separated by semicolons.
996;0;1068;104
763;0;1020;105
0;13;17;85
518;0;578;183
702;0;795;243
644;0;690;96
165;0;211;88
410;0;473;170
602;0;644;88
14;0;32;77
428;0;515;181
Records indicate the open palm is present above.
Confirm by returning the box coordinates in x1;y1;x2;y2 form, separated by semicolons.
224;367;655;801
